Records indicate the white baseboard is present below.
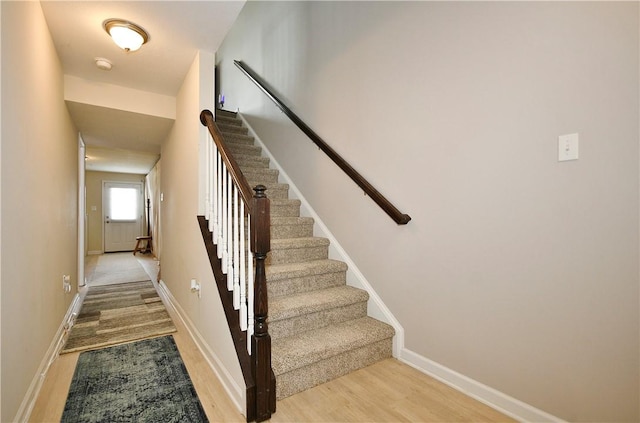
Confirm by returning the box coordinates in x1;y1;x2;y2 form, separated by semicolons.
157;280;245;417
399;348;565;423
16;293;83;423
237;112;404;357
87;250;102;255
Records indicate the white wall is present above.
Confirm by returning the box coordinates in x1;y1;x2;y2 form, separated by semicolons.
0;2;78;421
216;2;639;421
160;51;245;410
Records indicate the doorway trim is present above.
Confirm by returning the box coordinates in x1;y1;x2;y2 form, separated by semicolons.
77;134;86;288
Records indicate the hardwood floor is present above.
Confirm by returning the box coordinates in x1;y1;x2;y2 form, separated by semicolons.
29;254;514;423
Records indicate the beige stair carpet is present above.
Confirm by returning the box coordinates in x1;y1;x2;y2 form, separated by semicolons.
215;110;395;400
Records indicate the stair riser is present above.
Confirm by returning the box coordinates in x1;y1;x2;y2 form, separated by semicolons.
216;116;242;126
228;144;262;156
236;156;270;169
267;245;328;265
225;137;255;147
271;222;313;238
275;339;393;399
264;186;289;200
270;302;367;341
215;110;238;119
270;203;300;217
242;170;279;184
267;270;346;297
219;124;248;135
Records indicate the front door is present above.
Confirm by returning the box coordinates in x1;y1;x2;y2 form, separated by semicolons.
103;181;143;252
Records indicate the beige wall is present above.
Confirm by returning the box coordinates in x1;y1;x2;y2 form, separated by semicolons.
160;52;245;408
216;2;639;421
85;171;146;254
0;2;78;421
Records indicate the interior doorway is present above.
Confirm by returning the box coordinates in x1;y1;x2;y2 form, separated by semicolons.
103;181;144;252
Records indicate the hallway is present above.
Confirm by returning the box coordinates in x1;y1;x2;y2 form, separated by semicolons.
30;252;244;422
28;255;513;422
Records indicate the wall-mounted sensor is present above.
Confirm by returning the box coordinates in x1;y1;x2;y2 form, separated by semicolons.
95;57;113;71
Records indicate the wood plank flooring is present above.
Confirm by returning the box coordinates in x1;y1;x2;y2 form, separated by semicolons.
29;255;515;422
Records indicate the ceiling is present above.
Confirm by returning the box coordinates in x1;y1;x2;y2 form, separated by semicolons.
40;1;245;174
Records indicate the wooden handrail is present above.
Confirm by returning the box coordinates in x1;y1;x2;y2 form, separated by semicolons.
233;60;411;225
200;110;254;207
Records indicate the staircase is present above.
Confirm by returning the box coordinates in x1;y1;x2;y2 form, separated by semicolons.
215;109;395;399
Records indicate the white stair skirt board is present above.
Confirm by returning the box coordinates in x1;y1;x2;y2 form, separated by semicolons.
157;280;245;417
236;112;405;358
237;111;564;423
18;293;83;423
400;349;566;422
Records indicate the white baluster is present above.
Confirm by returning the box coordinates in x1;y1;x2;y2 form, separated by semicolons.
233;185;240;309
205;134;210;222
211;141;218;236
227;175;234;291
239;200;247;331
216;154;223;258
247;214;254;354
221;165;228;275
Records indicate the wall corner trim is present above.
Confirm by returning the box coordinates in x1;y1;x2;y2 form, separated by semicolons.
16;293;83;423
157;280;245;416
399;348;566;423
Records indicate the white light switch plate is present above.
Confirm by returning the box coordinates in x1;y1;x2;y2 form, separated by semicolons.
558;133;579;161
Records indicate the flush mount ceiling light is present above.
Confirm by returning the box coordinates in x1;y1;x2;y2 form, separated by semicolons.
103;19;149;52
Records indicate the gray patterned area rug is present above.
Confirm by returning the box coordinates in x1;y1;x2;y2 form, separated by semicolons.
61;336;209;423
61;280;176;354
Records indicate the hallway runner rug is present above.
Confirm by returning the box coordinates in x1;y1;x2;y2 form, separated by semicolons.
61;335;208;423
61;280;176;354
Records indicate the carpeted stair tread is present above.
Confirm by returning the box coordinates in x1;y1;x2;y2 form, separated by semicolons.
224;135;255;146
215;109;237;118
227;143;262;156
241;168;279;183
266;259;347;281
234;154;270;169
270;285;368;322
271;216;314;238
245;180;289;191
271;317;394;375
217;122;248;134
269;286;369;340
271;236;329;249
268;237;330;265
271;216;314;225
254;183;289;200
270;198;301;217
267;260;347;297
215;115;242;126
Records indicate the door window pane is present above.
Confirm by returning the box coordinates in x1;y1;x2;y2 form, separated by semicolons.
109;187;138;220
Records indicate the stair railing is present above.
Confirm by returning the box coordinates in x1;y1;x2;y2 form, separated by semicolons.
199;109;275;422
233;60;411;225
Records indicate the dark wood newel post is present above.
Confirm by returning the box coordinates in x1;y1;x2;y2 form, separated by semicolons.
251;185;273;422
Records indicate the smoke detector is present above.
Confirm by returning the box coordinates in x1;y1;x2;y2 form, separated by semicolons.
95;57;113;71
